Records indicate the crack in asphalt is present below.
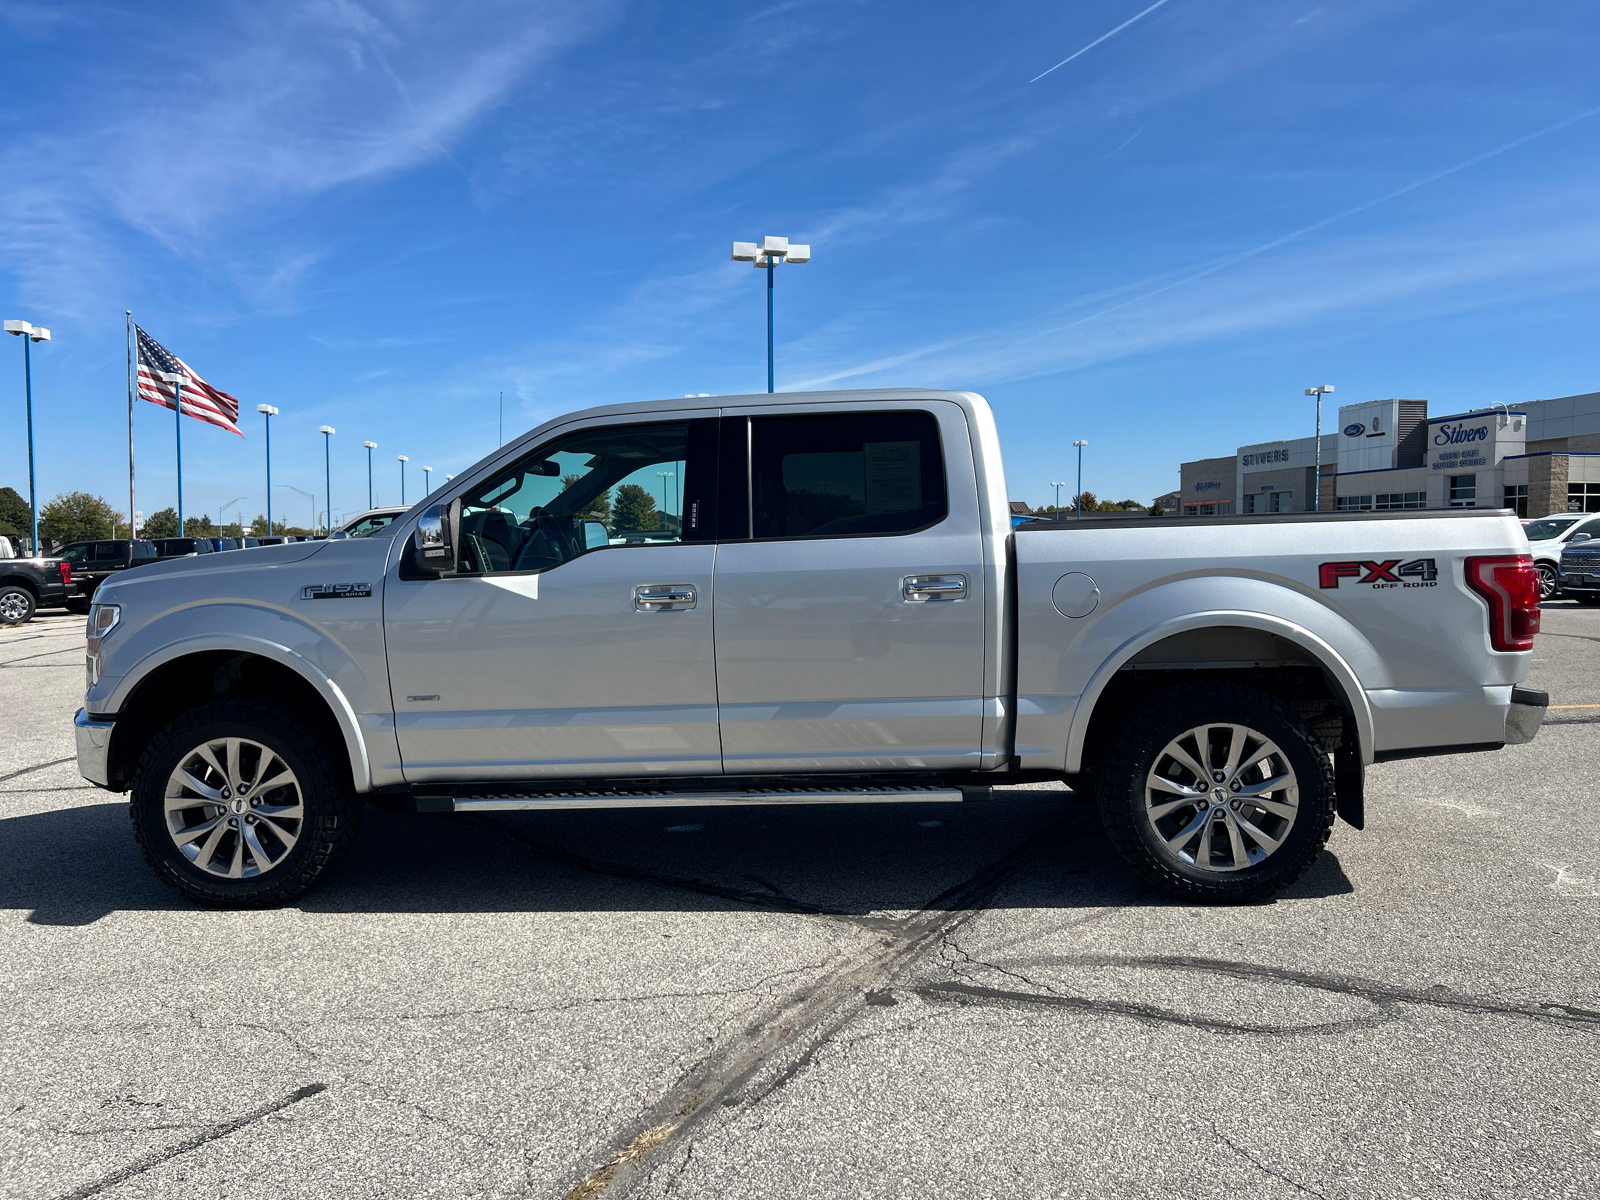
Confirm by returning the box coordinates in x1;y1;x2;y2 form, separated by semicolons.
913;980;1391;1035
0;645;85;667
1213;1123;1331;1199
1038;954;1600;1030
537;815;1081;1200
49;1082;328;1200
0;757;74;785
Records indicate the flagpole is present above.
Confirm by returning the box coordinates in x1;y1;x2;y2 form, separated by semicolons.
174;376;184;532
126;313;136;538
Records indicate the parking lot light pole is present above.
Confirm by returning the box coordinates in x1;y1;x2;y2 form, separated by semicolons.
257;405;278;534
279;484;314;535
731;237;811;393
363;441;377;507
397;455;409;505
319;426;335;534
1050;481;1067;520
1073;441;1088;520
5;320;50;552
422;466;433;496
219;496;244;539
1304;385;1334;512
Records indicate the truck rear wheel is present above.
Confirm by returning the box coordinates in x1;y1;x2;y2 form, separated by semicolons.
1096;682;1337;904
129;699;363;908
0;584;35;625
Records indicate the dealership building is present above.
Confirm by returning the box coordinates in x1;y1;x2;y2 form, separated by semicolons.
1177;390;1600;518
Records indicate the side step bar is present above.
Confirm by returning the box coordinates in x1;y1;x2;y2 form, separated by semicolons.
412;781;984;813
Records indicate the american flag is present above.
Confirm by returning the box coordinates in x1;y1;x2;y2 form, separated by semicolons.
135;325;244;438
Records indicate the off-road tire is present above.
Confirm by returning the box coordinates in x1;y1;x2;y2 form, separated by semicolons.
0;584;35;625
1096;681;1337;904
130;699;363;908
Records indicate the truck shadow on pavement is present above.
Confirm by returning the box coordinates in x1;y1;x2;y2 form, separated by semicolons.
3;788;1354;926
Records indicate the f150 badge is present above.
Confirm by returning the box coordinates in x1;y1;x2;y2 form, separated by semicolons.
1319;559;1437;589
301;583;373;600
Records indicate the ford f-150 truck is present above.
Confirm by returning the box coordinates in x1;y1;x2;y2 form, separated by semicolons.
72;390;1548;908
0;552;70;624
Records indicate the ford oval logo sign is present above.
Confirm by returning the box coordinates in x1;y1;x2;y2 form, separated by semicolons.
1343;423;1365;437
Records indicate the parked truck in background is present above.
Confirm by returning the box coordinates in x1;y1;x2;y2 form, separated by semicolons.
0;551;71;624
72;390;1547;909
57;540;158;613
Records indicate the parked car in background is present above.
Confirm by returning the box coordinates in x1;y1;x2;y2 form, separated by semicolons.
0;551;71;624
1556;539;1600;603
150;537;217;561
252;536;297;546
1524;513;1600;599
57;540;157;612
203;537;242;552
335;507;407;538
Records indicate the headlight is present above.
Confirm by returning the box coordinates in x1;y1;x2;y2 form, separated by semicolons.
87;602;120;641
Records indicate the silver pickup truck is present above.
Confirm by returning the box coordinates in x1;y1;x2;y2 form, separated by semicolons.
73;389;1548;908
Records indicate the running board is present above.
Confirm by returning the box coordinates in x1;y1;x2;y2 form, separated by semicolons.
411;781;978;813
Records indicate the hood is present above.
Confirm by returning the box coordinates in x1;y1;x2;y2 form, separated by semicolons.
94;538;337;606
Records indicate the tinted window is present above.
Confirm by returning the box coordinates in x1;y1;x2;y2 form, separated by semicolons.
748;411;946;540
93;543;125;562
456;419;715;575
345;513;398;537
59;543;91;564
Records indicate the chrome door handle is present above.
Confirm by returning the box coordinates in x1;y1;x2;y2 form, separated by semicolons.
634;583;697;611
902;573;967;601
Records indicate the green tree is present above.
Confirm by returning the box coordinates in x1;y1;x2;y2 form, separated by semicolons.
40;492;118;545
0;486;29;538
611;483;658;533
1070;491;1097;513
142;507;180;538
184;514;216;537
561;474;613;527
1150;502;1166;517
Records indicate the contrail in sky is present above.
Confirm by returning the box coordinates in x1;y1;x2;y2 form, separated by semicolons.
1030;0;1175;83
1062;101;1600;328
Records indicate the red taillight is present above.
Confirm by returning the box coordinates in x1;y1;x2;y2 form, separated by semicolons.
58;562;71;586
1465;555;1540;652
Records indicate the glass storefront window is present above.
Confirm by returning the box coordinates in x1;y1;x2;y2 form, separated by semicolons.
1449;475;1476;507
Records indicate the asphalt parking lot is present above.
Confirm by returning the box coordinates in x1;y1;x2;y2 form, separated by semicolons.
2;606;1597;1200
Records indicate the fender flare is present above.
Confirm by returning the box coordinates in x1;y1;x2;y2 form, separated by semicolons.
108;634;374;792
1064;609;1376;772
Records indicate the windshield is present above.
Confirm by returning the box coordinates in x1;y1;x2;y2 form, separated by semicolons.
1524;517;1580;541
58;543;91;564
345;513;399;537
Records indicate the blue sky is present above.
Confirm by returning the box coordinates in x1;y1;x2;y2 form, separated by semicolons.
2;0;1598;525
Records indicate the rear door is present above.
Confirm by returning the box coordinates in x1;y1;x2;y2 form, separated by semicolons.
711;403;988;773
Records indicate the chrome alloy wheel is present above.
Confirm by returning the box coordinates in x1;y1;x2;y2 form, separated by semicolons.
164;737;304;878
0;591;29;622
1142;723;1299;873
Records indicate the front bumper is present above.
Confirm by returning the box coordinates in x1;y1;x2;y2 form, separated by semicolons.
1506;685;1548;745
74;707;115;788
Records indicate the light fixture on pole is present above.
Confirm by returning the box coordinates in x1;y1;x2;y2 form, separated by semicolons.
1072;441;1088;520
3;320;49;553
422;465;432;494
730;236;811;393
318;426;335;534
1304;386;1334;512
362;441;377;507
219;496;244;539
257;405;278;535
397;455;409;505
279;484;314;535
1050;481;1067;519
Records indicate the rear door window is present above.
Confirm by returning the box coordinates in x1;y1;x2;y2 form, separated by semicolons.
745;411;946;540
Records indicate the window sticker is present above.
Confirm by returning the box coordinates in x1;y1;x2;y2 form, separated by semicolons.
864;441;921;513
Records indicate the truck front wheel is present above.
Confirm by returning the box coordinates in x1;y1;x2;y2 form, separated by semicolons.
129;700;364;908
0;585;35;625
1096;682;1337;904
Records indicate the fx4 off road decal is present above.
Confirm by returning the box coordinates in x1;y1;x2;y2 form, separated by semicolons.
301;583;373;600
1318;559;1437;590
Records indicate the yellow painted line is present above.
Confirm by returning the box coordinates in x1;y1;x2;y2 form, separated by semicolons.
1550;704;1600;710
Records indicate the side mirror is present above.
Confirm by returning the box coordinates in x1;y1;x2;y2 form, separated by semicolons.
1572;532;1593;543
412;502;455;575
582;520;610;551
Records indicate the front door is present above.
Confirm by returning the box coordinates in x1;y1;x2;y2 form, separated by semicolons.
712;404;988;773
385;415;722;782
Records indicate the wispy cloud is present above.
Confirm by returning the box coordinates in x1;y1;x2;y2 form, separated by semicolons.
0;0;618;320
1030;0;1177;83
